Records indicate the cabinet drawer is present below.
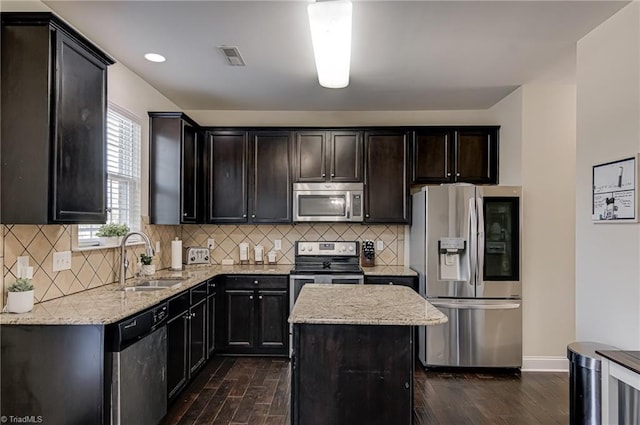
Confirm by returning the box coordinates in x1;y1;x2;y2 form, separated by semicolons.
226;275;288;290
191;282;208;304
168;292;190;319
365;276;417;291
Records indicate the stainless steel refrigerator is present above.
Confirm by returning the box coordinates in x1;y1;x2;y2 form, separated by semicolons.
410;185;522;368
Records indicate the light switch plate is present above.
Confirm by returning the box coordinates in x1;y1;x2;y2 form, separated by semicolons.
53;251;72;272
17;256;29;278
376;240;384;251
208;238;215;250
274;239;282;251
155;241;161;253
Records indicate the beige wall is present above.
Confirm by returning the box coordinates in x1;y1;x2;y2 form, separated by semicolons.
576;2;640;349
521;83;577;359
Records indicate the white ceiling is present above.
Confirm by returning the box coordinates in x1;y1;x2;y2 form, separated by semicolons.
43;0;628;111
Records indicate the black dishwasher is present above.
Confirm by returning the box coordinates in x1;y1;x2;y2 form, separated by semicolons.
105;302;168;425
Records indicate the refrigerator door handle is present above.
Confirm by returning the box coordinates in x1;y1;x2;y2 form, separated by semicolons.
468;197;477;287
430;300;521;310
476;195;485;287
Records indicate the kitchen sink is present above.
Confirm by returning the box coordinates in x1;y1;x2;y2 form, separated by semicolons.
136;278;184;288
118;278;184;292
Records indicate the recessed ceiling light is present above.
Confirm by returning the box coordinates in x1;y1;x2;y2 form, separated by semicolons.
144;53;166;63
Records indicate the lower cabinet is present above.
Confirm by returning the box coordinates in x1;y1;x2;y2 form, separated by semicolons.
167;282;208;402
207;277;219;358
221;275;289;356
364;275;418;292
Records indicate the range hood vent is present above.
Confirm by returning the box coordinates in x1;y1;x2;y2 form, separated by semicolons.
218;46;246;66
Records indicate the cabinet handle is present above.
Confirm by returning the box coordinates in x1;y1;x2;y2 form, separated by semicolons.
447;172;451;177
259;295;263;300
331;173;335;177
322;173;326;177
182;314;191;320
253;280;259;284
389;282;394;285
365;214;370;218
191;312;196;317
456;173;460;177
251;214;256;218
183;213;188;216
243;214;247;218
250;295;254;300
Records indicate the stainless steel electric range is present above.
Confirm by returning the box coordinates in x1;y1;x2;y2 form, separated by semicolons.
289;241;364;310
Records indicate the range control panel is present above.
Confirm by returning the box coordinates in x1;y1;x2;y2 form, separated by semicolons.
295;241;359;256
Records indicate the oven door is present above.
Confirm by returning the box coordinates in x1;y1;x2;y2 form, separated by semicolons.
293;190;358;222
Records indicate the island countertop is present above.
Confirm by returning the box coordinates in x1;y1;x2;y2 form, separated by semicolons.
289;283;448;326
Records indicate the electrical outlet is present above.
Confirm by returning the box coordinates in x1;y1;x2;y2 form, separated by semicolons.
53;251;72;272
274;239;282;251
208;238;215;250
17;256;30;278
376;240;384;251
155;241;161;253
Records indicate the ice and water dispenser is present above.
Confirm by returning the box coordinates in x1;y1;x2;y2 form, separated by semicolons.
437;237;469;281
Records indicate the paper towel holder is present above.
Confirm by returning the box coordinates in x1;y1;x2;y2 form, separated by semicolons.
171;238;185;271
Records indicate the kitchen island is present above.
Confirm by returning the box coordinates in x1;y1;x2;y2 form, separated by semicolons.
289;284;447;425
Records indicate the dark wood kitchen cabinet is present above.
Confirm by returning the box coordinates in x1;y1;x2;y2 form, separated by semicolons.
206;130;292;223
250;131;293;223
294;130;362;182
149;112;202;224
166;282;208;402
364;130;410;223
220;275;289;356
207;278;219;358
412;126;499;185
205;130;248;222
1;12;114;224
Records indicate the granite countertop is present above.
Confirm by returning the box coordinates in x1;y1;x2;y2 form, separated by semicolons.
361;265;417;276
0;265;292;326
289;283;447;326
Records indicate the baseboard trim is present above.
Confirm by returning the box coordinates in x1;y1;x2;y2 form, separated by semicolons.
522;356;569;372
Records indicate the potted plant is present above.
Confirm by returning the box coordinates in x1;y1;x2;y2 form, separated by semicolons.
5;278;34;313
139;253;156;276
96;223;129;246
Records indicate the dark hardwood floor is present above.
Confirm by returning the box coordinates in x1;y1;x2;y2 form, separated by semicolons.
161;357;569;425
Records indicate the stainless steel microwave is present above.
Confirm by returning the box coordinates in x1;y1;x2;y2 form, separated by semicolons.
293;183;364;222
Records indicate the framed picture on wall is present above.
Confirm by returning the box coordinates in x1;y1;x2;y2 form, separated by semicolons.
592;155;638;223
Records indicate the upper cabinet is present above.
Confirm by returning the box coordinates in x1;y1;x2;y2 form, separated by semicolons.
364;131;410;224
1;12;114;224
250;131;293;223
412;126;499;185
294;130;362;182
205;130;248;223
205;130;292;224
149;112;202;224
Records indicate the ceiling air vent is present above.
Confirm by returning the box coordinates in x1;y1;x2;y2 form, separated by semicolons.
218;46;246;66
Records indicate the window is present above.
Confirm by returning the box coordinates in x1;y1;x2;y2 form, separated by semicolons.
78;105;141;245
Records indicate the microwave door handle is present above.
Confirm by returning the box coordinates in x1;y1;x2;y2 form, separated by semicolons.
346;193;351;219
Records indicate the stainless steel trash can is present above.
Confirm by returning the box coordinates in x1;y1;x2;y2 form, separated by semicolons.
567;341;618;425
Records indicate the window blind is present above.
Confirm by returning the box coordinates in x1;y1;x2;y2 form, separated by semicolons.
78;106;141;245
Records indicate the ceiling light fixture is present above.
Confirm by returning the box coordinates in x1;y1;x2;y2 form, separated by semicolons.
307;0;352;89
144;53;166;63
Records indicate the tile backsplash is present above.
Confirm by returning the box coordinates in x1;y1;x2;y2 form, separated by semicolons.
182;223;405;267
2;222;405;306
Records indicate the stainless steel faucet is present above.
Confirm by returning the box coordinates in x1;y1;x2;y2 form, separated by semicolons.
120;231;155;286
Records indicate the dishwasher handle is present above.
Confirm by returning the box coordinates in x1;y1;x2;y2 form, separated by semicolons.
430;300;521;310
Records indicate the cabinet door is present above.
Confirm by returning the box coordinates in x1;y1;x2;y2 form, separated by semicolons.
206;130;248;222
181;123;199;223
455;128;498;184
330;131;362;182
412;129;453;184
364;131;410;223
257;289;288;352
53;32;107;223
207;280;217;357
167;313;189;401
189;299;207;374
250;131;292;223
295;131;327;182
225;289;255;348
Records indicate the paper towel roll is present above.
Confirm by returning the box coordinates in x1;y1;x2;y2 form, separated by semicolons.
171;239;182;270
